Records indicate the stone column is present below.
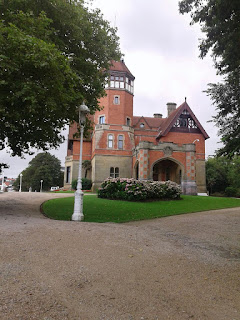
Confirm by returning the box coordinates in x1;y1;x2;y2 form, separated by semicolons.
182;144;197;195
138;142;149;180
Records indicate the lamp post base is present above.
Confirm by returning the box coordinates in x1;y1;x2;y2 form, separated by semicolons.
72;190;84;221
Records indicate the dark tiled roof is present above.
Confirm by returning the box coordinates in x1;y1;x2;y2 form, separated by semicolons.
133;116;165;129
109;60;135;79
133;101;209;140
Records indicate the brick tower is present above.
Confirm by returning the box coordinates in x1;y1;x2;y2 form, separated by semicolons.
91;60;135;190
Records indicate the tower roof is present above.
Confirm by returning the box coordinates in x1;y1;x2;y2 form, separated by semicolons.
109;60;135;79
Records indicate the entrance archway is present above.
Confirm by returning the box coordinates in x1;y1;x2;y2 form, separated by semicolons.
152;158;183;184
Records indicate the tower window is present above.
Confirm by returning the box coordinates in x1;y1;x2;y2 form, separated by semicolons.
114;95;120;105
110;167;119;178
118;135;124;149
108;134;113;148
126;117;131;126
99;116;105;124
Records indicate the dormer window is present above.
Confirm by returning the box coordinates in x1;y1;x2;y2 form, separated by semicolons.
140;123;145;128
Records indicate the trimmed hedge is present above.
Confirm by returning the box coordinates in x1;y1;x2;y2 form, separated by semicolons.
72;178;92;190
98;178;181;201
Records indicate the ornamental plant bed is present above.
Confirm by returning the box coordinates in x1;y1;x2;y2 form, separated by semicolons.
98;178;182;201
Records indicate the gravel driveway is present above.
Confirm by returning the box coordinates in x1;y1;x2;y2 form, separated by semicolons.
0;192;239;320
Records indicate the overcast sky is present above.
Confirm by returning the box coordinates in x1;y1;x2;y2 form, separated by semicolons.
1;0;221;178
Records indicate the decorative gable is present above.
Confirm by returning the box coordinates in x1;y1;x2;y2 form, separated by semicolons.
156;101;209;140
171;108;200;132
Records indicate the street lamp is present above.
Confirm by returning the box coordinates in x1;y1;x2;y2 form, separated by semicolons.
40;180;43;192
192;139;199;144
1;168;4;192
19;173;23;192
72;102;90;221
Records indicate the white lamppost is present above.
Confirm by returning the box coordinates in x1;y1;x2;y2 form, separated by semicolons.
40;180;43;192
72;102;90;221
19;173;23;192
1;169;4;192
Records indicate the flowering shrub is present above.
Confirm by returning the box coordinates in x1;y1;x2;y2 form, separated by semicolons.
98;178;181;201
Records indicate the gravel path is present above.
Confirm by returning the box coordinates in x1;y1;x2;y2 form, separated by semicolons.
0;192;239;320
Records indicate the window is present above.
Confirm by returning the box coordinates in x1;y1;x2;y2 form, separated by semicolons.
126;117;131;126
108;134;113;148
118;135;123;149
114;95;120;105
110;167;119;178
109;74;124;89
99;116;105;124
140;123;145;128
66;166;71;183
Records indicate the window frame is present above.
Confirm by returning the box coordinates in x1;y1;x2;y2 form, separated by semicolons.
99;115;105;124
108;134;113;148
113;95;120;105
118;134;124;149
110;167;119;178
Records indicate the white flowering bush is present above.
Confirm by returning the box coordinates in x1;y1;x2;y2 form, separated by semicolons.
98;178;181;201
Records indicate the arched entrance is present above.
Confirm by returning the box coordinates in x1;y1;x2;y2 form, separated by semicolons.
152;158;183;184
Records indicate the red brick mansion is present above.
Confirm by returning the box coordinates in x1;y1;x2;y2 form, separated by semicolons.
64;60;209;195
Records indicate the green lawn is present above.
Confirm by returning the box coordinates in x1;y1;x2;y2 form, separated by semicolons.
42;195;240;223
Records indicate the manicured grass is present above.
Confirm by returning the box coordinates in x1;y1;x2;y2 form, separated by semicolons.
42;195;240;223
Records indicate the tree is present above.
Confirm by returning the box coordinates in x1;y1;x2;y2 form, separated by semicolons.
206;155;240;196
206;156;230;194
13;152;64;191
179;0;240;156
0;0;121;157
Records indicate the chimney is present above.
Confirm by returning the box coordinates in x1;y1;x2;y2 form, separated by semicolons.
153;113;162;118
167;102;177;117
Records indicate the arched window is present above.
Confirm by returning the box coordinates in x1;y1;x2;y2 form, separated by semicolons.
108;134;113;148
140;123;145;128
118;135;124;149
114;96;120;105
110;167;119;178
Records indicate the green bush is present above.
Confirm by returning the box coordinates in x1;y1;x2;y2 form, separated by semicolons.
98;178;181;201
225;186;238;197
72;178;92;190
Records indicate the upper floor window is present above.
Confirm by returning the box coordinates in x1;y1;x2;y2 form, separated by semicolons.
108;134;113;148
109;74;133;92
110;167;119;178
118;135;124;149
114;95;120;105
99;115;105;124
126;117;131;126
140;123;145;128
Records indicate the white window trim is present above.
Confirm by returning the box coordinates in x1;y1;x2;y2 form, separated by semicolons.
107;134;114;149
118;134;124;150
99;115;105;124
113;95;120;105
